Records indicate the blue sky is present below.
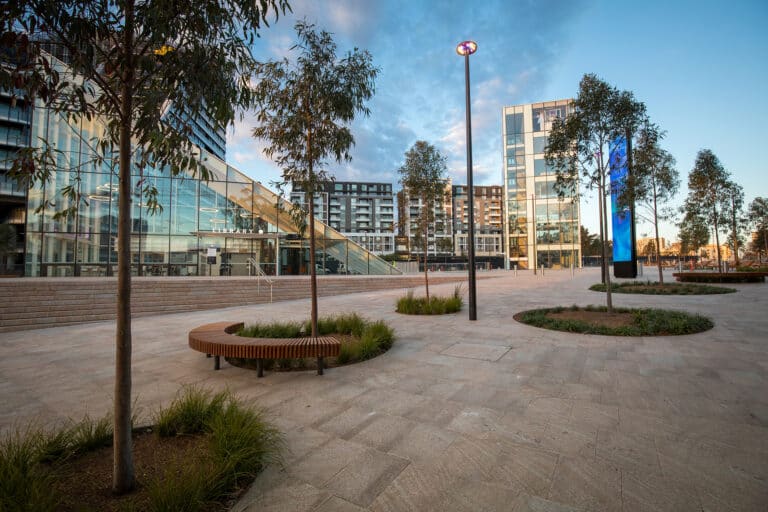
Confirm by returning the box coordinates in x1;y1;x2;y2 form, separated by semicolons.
227;0;768;241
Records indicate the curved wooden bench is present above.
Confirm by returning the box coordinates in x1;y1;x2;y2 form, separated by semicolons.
189;322;340;377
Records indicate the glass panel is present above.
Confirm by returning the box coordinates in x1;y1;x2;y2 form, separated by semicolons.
171;177;199;234
533;136;547;154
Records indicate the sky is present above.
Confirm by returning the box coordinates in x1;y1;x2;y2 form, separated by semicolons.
226;0;768;242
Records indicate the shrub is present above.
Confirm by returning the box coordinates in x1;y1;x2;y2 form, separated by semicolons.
335;342;354;365
146;457;224;512
364;320;395;351
154;386;229;437
0;426;60;512
239;321;303;338
206;400;284;488
332;313;366;337
68;413;113;454
396;290;463;315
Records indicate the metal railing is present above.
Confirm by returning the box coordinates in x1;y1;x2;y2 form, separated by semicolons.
247;258;274;303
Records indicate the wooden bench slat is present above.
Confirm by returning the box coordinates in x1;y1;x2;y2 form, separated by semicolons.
189;322;341;376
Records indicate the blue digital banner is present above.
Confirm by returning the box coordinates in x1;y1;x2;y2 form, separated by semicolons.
610;136;632;263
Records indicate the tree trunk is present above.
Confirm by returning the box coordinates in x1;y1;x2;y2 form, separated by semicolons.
597;192;606;284
598;152;612;313
423;209;430;301
652;184;663;284
306;127;318;337
113;0;135;495
714;215;722;273
731;193;740;268
308;187;318;337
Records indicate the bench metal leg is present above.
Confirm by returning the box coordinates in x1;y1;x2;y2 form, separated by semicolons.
214;355;220;370
257;359;264;378
317;356;324;376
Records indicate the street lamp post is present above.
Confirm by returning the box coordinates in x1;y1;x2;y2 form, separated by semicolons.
457;40;477;321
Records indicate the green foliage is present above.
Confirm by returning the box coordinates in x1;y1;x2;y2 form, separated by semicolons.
205;400;284;488
68;413;113;453
238;313;394;367
146;458;224;512
335;343;354;365
356;334;380;360
252;20;378;337
0;426;60;511
397;141;449;298
331;313;366;337
589;281;736;295
154;387;229;437
682;149;735;272
239;321;304;338
516;306;713;336
396;290;463;315
364;321;395;351
748;197;768;260
2;0;292;493
544;73;648;311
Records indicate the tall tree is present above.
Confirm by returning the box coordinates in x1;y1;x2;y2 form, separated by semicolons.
724;181;746;267
682;149;732;272
678;206;710;260
545;74;646;312
1;0;289;493
620;123;679;283
398;141;447;301
748;197;768;262
252;21;378;338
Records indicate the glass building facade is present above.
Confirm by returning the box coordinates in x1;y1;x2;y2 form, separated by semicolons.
4;89;398;278
501;100;581;270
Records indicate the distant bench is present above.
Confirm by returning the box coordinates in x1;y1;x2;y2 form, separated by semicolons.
188;321;340;377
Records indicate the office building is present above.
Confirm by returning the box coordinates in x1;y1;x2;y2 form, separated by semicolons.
290;181;395;255
0;53;396;277
502;100;581;270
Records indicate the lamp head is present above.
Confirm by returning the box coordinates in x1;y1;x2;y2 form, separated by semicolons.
456;41;477;56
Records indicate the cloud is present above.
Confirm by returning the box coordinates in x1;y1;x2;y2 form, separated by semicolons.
230;0;587;193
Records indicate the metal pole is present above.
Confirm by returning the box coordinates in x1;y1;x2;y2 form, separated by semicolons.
464;52;477;321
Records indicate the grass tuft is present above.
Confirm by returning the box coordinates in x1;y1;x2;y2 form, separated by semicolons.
205;400;284;489
0;426;60;511
396;289;463;315
239;321;303;338
154;386;230;437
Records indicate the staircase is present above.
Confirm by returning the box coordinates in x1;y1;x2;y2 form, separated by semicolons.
0;274;476;332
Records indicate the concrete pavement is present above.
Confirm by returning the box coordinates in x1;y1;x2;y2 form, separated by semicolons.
1;268;766;511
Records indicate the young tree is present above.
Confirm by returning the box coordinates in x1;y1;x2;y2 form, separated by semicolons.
545;74;646;312
252;21;378;338
724;181;746;267
748;197;768;262
682;149;732;273
1;0;289;493
620;124;679;283
398;141;448;301
580;225;600;257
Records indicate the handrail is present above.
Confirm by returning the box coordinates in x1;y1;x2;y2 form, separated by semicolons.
248;258;274;303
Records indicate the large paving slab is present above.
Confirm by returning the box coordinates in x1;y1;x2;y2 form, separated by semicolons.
1;268;767;511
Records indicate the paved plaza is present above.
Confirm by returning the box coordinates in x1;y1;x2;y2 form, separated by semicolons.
1;268;767;511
